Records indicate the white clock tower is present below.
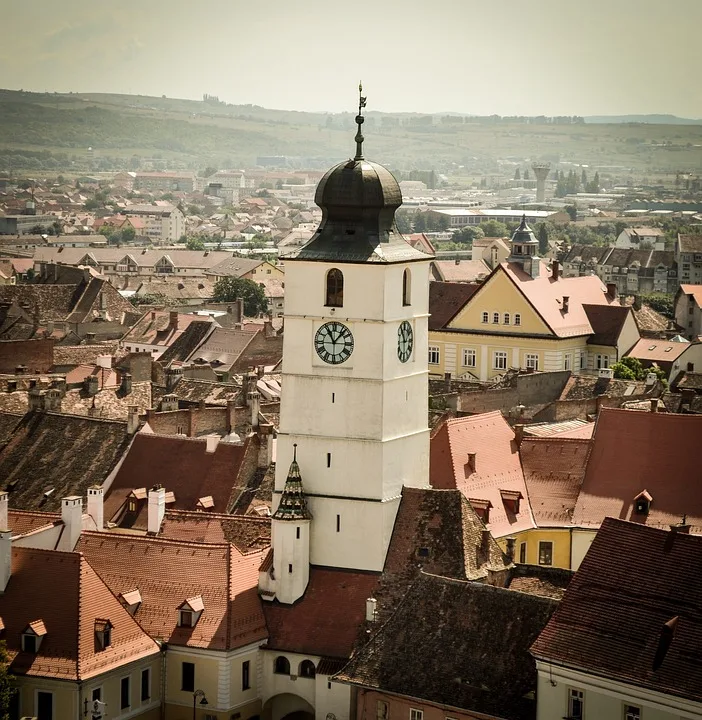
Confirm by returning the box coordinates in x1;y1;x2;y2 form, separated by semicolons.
272;89;432;583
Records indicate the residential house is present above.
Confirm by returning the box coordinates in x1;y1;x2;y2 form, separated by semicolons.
132;171;196;193
430;258;490;283
531;518;702;720
120;310;218;358
120;204;184;244
0;545;161;720
615;226;665;249
428;220;638;381
675;233;702;285
626;336;702;381
674;283;702;339
471;235;510;269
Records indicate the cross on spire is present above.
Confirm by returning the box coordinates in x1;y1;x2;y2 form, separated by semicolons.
354;82;367;161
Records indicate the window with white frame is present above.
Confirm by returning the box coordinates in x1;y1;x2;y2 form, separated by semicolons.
37;690;53;720
525;353;539;371
578;352;584;370
568;688;583;719
462;348;476;367
597;354;609;369
493;351;508;370
624;705;640;720
514;313;521;326
410;710;423;720
428;346;440;365
564;354;571;371
492;312;500;324
503;313;510;324
482;311;489;323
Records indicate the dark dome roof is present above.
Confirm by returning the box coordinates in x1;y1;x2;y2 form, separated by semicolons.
510;215;538;245
315;158;402;210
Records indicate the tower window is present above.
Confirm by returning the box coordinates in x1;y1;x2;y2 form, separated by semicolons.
327;452;332;468
325;268;344;307
332;392;335;403
296;526;300;539
288;563;293;573
403;268;411;306
336;515;341;532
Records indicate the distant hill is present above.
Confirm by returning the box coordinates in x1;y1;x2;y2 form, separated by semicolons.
585;114;702;125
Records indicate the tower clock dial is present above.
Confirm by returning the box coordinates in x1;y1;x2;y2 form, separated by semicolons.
314;322;354;365
397;320;413;362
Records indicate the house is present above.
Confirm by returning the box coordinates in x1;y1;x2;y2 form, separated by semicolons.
0;545;161;720
205;257;283;282
132;171;196;193
471;235;510;269
531;518;702;720
674;283;702;340
626;336;702;381
675;233;702;285
430;258;490;282
428;219;638;381
120;310;218;358
615;226;665;249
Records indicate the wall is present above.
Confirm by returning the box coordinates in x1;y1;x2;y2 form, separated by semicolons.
506;528;573;570
0;338;54;373
570;528;597;570
357;687;493;720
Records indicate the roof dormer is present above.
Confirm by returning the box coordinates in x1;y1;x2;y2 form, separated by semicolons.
119;588;142;616
469;498;493;524
94;619;112;650
22;620;47;653
178;596;204;628
500;489;523;515
634;489;653;515
196;496;214;510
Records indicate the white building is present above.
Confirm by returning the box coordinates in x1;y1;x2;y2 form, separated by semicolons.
122;204;185;243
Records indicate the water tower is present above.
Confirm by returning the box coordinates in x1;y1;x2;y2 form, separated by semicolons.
531;162;551;202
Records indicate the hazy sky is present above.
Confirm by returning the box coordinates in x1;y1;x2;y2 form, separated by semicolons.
2;0;701;117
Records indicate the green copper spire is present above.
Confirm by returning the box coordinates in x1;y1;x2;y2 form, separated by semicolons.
272;444;312;521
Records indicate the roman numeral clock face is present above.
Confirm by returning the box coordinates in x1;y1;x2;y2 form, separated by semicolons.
314;322;354;365
397;320;413;362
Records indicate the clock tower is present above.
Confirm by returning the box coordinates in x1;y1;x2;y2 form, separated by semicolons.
274;88;432;579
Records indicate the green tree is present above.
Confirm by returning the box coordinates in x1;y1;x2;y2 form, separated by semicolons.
564;205;577;221
537;223;549;255
121;226;136;243
611;361;637;380
523;168;529;181
478;220;509;238
395;209;413;234
213;277;269;316
640;292;674;319
452;226;484;244
186;236;206;250
514;168;521;180
0;640;16;719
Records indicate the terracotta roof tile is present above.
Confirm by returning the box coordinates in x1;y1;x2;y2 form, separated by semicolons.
160;510;271;553
8;509;60;536
531;518;702;702
430;411;535;538
678;234;702;253
572;408;702;532
628;337;690;363
428;281;480;330
1;547;158;680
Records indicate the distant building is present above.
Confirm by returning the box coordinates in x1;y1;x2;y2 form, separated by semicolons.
674;283;702;339
676;233;702;285
615;226;665;249
121;204;184;243
132;171;195;193
426;207;566;229
0;214;55;235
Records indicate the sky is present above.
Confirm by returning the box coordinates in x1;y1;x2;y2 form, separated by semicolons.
1;0;701;118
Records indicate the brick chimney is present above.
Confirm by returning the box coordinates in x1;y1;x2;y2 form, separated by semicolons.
85;374;99;396
651;398;659;413
551;260;560;280
127;405;140;435
633;295;642;311
467;452;477;472
0;491;8;533
87;486;103;532
607;282;618;299
513;424;525;447
147;485;166;534
58;496;83;551
169;311;179;331
120;372;133;395
505;537;516;563
248;389;260;429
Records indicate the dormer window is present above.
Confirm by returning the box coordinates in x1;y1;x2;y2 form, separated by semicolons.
178;596;204;628
634;490;653;515
500;489;523;515
469;498;493;524
119;589;142;616
95;619;112;650
22;620;47;653
196;496;214;510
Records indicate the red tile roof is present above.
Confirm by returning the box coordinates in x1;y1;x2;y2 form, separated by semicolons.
263;568;379;659
430;411;534;538
8;510;60;537
679;283;702;308
104;434;253;528
78;532;267;650
520;438;590;527
531;518;702;702
1;547;158;680
627;337;690;363
572;408;702;532
428;281;480;330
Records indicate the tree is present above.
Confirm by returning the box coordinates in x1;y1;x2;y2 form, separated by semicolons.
479;220;509;238
213;277;269;316
186;236;206;250
121;226;136;243
514;168;521;180
611;361;637;380
564;205;577;221
0;640;16;719
523;168;529;181
537;223;549;255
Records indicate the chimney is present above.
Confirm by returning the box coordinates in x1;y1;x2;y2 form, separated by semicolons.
0;491;8;532
84;332;96;343
59;496;83;551
85;374;99;396
633;295;642;311
121;372;133;395
513;424;525;447
480;528;491;555
562;296;570;313
365;597;377;622
169;311;179;331
15;365;26;375
227;399;237;433
444;372;452;392
650;398;659;413
96;354;112;370
87;486;103;532
248;389;260;429
236;297;245;322
127;405;140;434
505;537;516;563
551;260;560;280
205;435;220;453
607;282;618;299
147;485;166;534
670;516;690;534
166;366;183;391
0;530;11;592
455;258;460;265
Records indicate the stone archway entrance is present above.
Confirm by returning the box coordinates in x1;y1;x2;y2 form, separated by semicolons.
263;693;315;720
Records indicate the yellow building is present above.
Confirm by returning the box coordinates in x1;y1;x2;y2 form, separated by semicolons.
428;219;639;381
1;546;161;720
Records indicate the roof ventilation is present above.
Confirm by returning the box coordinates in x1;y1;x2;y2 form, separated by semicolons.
652;616;679;671
634;489;652;515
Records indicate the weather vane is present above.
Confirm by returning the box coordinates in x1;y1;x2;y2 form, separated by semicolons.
354;81;367;161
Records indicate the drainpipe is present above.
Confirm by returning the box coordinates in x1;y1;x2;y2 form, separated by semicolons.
160;641;168;720
78;681;83;720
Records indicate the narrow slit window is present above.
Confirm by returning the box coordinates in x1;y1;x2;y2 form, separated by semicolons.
332;392;335;403
327;452;331;468
296;526;300;539
336;515;340;532
403;268;411;306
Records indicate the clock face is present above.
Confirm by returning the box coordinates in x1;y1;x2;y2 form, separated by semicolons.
314;322;354;365
397;320;413;362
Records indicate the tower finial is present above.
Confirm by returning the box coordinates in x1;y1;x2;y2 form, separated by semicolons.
354;82;367;161
293;442;297;462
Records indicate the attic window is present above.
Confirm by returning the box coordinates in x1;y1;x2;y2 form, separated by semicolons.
664;347;673;353
22;620;47;653
95;619;112;650
178;596;204;627
469;498;493;523
500;489;523;515
119;589;142;616
196;496;214;510
648;345;657;351
634;490;653;515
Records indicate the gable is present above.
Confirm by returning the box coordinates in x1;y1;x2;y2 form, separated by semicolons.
447;267;553;336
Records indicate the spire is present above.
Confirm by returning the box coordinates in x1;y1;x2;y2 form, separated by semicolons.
272;444;312;521
354;82;367;161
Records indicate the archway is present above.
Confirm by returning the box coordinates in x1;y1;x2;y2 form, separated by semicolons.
262;693;315;720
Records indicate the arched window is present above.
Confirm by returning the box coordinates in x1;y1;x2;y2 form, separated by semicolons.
299;660;316;679
274;656;290;675
402;269;411;306
325;268;344;307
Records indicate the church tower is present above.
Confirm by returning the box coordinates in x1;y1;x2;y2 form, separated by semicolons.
274;87;432;573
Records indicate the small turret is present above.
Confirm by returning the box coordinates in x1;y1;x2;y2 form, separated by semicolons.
508;215;540;278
